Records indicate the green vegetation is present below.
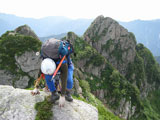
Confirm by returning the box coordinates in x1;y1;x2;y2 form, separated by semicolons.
136;43;160;84
102;39;124;62
36;22;160;120
89;24;101;42
67;33;105;67
101;67;141;109
85;24;109;42
131;90;160;120
67;32;142;118
75;78;122;120
101;28;109;36
146;90;160;119
0;31;42;87
155;56;160;64
35;97;53;120
102;39;114;51
129;32;137;45
0;32;41;74
111;44;123;62
126;53;145;88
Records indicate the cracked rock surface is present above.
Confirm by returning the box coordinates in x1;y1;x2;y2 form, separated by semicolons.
0;85;98;120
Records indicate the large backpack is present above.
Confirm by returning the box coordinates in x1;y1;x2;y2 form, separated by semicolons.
41;38;73;60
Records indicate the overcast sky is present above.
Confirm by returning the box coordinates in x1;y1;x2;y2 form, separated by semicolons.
0;0;159;21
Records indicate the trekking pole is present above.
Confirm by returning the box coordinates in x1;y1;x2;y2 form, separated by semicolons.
51;55;66;80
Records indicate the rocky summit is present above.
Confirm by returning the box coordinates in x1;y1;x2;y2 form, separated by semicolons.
0;85;98;120
84;15;136;75
0;25;42;88
14;25;39;40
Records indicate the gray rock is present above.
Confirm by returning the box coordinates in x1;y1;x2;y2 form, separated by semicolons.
0;85;98;120
84;15;136;75
0;70;14;86
85;64;105;77
14;25;39;40
15;51;41;79
0;85;47;120
114;98;136;119
74;78;82;94
0;51;41;88
14;76;30;89
53;99;98;120
74;68;85;80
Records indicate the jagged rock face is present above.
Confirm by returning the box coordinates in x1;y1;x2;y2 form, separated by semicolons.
0;51;41;88
15;25;39;40
74;78;83;95
0;70;15;86
0;85;47;120
52;99;98;120
15;51;42;79
63;19;160;119
66;30;138;119
66;32;106;77
0;25;42;88
84;15;136;75
0;85;98;120
114;98;136;119
0;70;30;89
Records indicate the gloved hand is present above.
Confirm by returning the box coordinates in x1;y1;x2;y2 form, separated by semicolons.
31;88;40;95
43;87;50;93
59;95;65;107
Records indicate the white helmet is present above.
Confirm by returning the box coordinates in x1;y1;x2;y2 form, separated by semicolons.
41;58;56;75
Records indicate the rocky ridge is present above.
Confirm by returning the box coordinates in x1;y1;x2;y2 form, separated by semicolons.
0;85;98;120
65;15;160;119
0;25;41;88
84;15;136;76
66;32;136;119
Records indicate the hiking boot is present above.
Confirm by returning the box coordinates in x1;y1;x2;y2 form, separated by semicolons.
50;91;60;103
65;90;73;102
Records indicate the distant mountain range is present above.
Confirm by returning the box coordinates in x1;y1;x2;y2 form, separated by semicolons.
119;20;160;56
39;33;67;42
0;13;92;37
0;13;160;56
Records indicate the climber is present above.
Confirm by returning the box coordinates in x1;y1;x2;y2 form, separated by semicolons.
32;38;74;107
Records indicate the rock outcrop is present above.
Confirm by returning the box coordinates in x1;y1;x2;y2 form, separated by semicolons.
14;25;39;40
15;51;41;79
52;99;98;120
0;51;41;88
0;70;15;86
0;85;98;120
0;25;42;88
84;15;136;75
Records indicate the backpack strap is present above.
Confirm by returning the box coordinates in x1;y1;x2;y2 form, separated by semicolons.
56;60;67;65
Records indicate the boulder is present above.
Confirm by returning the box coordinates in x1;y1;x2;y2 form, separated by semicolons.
53;99;98;120
0;70;15;86
15;51;41;79
0;85;98;120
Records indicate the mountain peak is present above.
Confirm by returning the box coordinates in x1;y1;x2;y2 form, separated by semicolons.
84;16;136;75
15;25;39;39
